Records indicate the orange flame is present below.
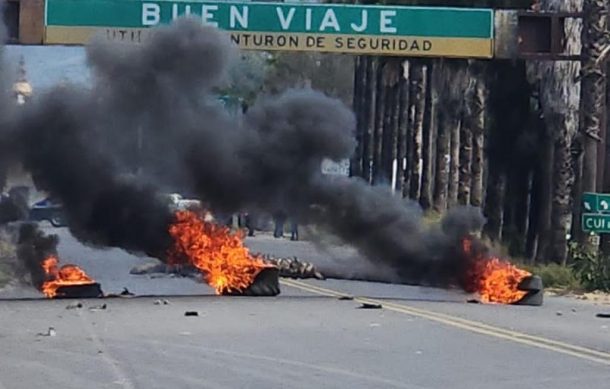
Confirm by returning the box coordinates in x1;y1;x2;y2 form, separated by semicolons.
462;238;531;304
168;210;269;294
41;256;96;298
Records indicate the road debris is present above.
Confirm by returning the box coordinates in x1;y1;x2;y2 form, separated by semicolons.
130;263;200;278
467;299;481;304
184;311;199;317
358;302;382;309
154;299;170;305
89;303;107;311
106;287;135;298
129;262;167;275
596;313;610;318
36;327;56;337
65;302;83;309
338;296;354;301
120;287;134;296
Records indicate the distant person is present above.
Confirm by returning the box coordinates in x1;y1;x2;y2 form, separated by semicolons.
244;212;255;237
290;219;299;241
273;211;286;238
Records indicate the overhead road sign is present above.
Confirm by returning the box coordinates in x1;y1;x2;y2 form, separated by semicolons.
44;0;495;58
581;192;610;234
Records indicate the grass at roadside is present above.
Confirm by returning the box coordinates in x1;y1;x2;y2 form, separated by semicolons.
0;262;11;288
521;263;583;292
0;237;16;289
421;210;442;226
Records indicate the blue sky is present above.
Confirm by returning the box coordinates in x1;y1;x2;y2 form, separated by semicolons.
4;45;90;91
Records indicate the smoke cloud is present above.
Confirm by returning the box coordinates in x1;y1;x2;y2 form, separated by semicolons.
1;18;486;288
0;4;14;191
16;223;58;289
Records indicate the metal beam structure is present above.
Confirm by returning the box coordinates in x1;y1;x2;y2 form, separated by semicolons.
3;0;582;61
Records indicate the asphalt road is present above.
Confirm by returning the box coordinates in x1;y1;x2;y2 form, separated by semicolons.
1;226;610;388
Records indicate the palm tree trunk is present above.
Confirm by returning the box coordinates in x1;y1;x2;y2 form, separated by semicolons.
602;61;610;253
470;75;486;207
434;60;467;211
381;61;400;188
379;60;401;187
396;62;409;196
448;118;461;207
571;146;584;240
483;165;505;242
350;55;365;178
533;0;582;263
408;61;426;200
433;109;450;212
390;69;402;193
526;168;541;261
461;63;486;206
502;163;531;256
458;116;473;205
550;130;574;263
420;61;435;209
382;77;395;184
601;16;610;255
363;57;377;184
535;136;554;263
579;0;607;219
373;59;387;185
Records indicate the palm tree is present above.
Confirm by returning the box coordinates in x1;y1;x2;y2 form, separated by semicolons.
536;0;581;264
464;62;488;207
579;0;608;247
580;0;608;196
434;60;468;211
407;60;427;199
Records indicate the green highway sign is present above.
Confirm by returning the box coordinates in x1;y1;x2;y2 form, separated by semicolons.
582;192;597;213
582;213;610;234
582;192;610;214
581;192;610;234
44;0;494;58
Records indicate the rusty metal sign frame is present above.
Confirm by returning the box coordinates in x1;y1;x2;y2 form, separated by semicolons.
517;10;582;61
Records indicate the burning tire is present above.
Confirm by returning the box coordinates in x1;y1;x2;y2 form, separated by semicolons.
53;283;104;299
512;275;544;306
222;267;280;297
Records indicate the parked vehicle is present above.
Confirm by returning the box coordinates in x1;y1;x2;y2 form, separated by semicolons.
28;197;66;227
161;193;202;212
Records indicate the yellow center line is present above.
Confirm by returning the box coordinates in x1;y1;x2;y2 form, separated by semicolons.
291;280;610;357
280;278;610;366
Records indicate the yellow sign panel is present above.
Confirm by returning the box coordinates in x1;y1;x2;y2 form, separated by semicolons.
45;27;493;58
230;32;492;58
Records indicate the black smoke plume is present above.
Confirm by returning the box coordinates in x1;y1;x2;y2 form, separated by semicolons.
16;223;58;289
0;4;14;191
3;18;486;288
12;87;172;257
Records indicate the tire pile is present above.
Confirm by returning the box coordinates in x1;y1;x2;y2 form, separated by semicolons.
262;256;325;280
130;256;325;282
